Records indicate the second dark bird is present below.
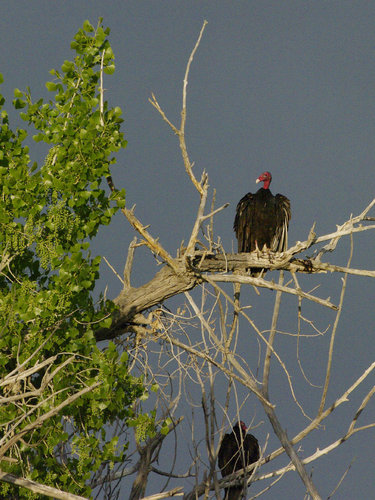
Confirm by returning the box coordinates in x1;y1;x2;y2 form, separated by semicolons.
218;421;260;500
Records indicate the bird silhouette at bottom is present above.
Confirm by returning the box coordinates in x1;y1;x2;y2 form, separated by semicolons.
218;421;260;500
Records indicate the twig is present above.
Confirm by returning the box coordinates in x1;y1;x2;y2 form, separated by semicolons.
188;279;296;400
122;206;179;272
124;236;137;289
327;461;354;499
262;271;284;397
200;202;229;222
208;189;216;252
103;255;124;285
0;355;58;388
208;274;337;310
182;21;208;121
184;173;209;257
149;94;179;134
347;383;375;435
260;400;321;499
179;21;208;196
318;233;353;415
0;381;100;457
149;21;208;196
105;171;178;272
100;49;105;126
159;329;273;409
264;361;375;464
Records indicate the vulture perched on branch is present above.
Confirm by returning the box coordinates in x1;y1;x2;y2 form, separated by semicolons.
234;171;291;275
218;421;260;500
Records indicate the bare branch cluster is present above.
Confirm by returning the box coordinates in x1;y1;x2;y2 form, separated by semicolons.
93;21;375;500
96;195;375;342
110;257;375;500
0;338;100;499
0;344;98;455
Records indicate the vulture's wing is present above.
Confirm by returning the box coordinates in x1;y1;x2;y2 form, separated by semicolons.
218;433;238;477
234;193;255;252
272;194;291;252
243;433;260;465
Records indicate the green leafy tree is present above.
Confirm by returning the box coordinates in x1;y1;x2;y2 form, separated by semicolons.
0;19;153;499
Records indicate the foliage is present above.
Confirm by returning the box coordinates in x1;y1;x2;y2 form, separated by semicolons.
0;19;153;498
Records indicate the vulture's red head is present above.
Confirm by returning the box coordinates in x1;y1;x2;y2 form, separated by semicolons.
256;171;272;189
238;421;248;433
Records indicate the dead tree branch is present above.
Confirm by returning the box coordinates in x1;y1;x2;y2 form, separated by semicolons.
96;194;375;341
0;470;89;500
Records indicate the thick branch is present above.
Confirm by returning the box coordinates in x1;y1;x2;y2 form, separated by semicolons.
0;470;89;500
96;263;199;341
96;251;350;341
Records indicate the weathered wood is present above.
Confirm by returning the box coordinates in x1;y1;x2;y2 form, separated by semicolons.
96;252;375;341
0;470;89;500
95;251;375;342
96;264;199;341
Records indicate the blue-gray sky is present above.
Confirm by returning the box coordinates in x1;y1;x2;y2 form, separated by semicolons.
1;2;375;499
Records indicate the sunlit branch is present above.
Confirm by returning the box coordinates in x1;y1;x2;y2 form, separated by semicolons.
318;234;353;415
0;470;89;500
208;274;337;310
262;271;284;397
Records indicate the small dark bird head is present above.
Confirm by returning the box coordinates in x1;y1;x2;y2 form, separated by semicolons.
239;421;247;432
256;171;272;189
234;421;248;434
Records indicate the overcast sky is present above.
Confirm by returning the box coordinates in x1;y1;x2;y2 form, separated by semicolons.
1;2;375;499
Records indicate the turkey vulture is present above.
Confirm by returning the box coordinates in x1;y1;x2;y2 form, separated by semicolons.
233;171;291;275
218;421;260;500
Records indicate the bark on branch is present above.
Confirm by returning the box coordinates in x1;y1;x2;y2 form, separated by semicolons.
0;470;89;500
95;243;375;341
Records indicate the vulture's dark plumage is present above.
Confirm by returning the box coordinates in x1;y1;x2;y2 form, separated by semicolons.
218;421;260;500
234;172;291;275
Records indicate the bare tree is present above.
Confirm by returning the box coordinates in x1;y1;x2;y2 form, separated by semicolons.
92;22;375;500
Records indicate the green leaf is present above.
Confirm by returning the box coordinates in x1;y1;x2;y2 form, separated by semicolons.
61;60;74;73
104;64;115;75
46;81;57;92
160;425;170;436
100;316;112;328
113;106;122;117
13;98;26;109
105;46;114;60
83;20;94;32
